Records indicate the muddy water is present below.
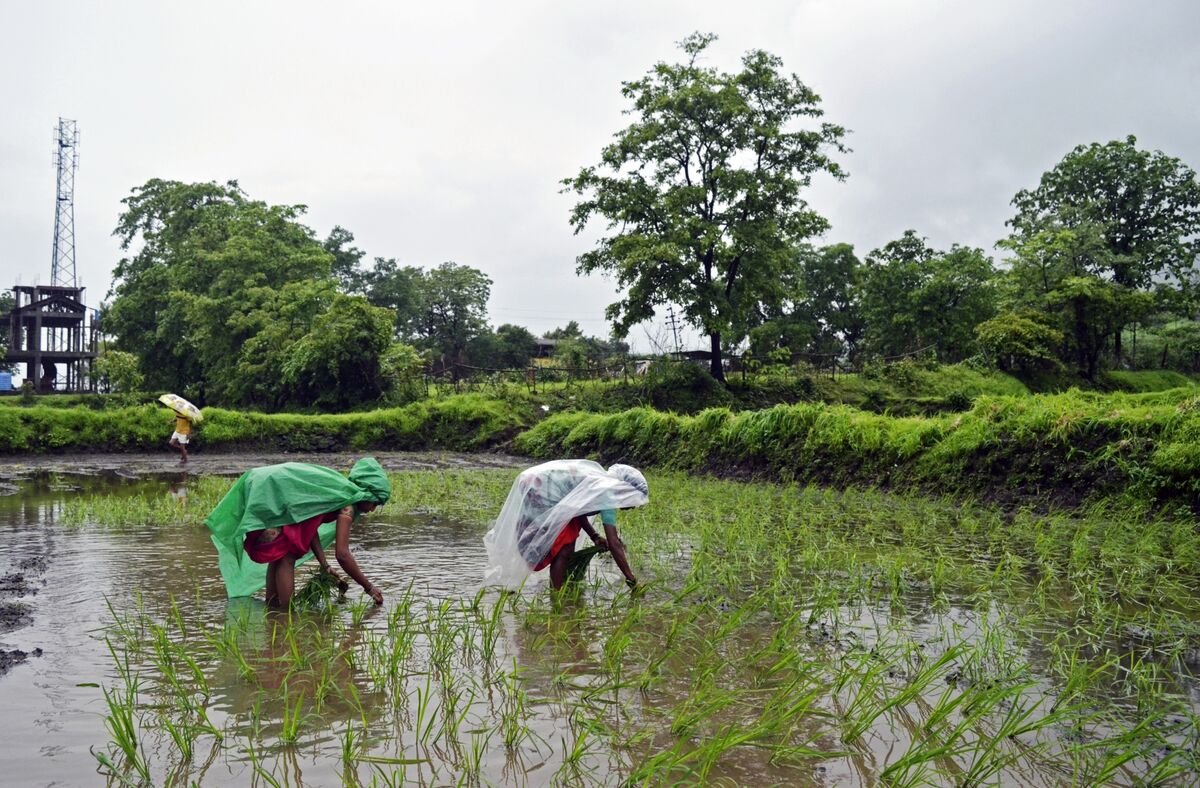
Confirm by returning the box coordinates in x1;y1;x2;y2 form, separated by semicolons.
0;458;530;787
1;462;1198;786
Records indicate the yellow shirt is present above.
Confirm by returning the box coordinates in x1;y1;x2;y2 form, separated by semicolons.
174;415;192;436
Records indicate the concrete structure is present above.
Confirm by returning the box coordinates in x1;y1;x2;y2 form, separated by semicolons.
2;285;97;392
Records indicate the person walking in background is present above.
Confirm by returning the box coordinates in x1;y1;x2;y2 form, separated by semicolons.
483;460;649;591
168;410;192;463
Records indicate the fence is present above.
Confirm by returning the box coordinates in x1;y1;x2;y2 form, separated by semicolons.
422;344;943;393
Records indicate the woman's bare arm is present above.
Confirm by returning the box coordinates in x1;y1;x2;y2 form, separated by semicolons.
581;517;608;549
333;506;383;604
309;534;348;589
603;523;636;587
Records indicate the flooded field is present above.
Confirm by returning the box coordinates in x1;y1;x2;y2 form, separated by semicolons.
1;456;1198;785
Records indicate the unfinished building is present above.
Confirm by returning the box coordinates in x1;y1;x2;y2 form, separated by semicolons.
2;284;98;393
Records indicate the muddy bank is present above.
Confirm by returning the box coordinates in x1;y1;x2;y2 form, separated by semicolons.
0;450;532;489
0;555;47;676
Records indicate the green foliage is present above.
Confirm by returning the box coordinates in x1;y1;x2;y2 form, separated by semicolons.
379;342;425;405
517;387;1200;510
411;262;492;368
799;242;865;359
1102;369;1196;392
563;32;847;380
0;394;528;454
860;232;997;361
277;292;396;410
91;350;145;393
467;324;538;369
974;312;1064;376
638;362;733;413
105;180;395;410
1008;136;1200;366
1009;135;1200;295
551;337;589;368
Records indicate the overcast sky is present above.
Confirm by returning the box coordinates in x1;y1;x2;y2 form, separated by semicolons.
2;0;1198;352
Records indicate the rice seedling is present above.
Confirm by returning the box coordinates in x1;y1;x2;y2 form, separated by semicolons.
65;465;1200;785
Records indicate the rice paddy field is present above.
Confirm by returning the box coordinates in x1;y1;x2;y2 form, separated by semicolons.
2;464;1200;785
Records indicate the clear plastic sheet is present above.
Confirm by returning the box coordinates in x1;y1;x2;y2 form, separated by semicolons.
482;460;649;588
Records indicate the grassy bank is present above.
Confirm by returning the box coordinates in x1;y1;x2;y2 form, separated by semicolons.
8;375;1200;513
0;393;529;453
517;387;1200;510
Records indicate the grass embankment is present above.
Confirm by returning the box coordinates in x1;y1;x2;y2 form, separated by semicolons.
0;393;528;453
518;387;1200;510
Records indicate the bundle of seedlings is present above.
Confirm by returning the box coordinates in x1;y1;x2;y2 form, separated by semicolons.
294;568;350;608
564;545;607;584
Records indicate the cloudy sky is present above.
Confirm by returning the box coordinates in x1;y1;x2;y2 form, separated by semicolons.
2;0;1197;351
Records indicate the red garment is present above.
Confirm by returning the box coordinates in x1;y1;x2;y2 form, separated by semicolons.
533;515;586;571
243;510;340;564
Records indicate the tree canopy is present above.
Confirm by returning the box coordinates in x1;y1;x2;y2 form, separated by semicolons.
105;179;405;408
563;32;847;381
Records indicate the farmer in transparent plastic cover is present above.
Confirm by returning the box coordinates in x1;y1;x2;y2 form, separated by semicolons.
483;460;648;590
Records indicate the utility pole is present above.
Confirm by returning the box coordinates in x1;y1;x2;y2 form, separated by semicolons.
665;306;682;356
51;118;79;289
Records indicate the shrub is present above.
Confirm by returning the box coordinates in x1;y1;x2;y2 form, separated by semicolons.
975;312;1064;376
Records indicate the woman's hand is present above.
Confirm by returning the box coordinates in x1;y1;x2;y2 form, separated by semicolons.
326;568;350;593
593;536;609;551
365;585;384;606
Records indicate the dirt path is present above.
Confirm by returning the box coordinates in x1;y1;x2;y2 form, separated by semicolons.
0;450;531;488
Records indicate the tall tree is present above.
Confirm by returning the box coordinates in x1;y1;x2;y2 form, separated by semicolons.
1000;223;1151;379
108;179;331;393
800;243;865;359
1008;136;1200;360
563;33;847;382
324;225;366;291
860;232;996;362
356;257;423;339
412;262;492;371
106;179;398;408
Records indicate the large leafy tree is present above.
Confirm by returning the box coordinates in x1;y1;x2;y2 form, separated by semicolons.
563;33;847;382
1008;136;1200;360
999;224;1152;379
106;179;398;408
355;257;423;339
860;231;997;362
412;262;492;371
800;243;865;359
323;225;367;291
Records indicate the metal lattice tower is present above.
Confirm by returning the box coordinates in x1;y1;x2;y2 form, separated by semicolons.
50;117;79;288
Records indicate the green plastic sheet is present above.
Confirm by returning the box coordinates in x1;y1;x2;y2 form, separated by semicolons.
205;458;391;598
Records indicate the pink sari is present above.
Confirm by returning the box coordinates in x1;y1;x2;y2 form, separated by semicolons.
243;510;339;564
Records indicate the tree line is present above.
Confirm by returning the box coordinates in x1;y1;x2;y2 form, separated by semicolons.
85;32;1200;408
98;179;623;408
564;33;1200;383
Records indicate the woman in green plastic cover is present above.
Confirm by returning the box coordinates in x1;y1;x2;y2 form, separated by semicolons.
205;458;392;607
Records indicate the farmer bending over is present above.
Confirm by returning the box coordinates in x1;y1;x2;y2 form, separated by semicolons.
483;460;648;591
205;458;392;607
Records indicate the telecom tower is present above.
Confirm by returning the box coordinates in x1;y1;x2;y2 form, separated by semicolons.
0;116;97;393
50;117;79;288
